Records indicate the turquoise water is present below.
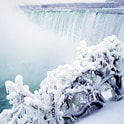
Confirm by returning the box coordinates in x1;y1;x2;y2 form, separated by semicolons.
0;85;11;112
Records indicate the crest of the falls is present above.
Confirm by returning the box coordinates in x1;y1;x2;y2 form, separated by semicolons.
27;9;124;45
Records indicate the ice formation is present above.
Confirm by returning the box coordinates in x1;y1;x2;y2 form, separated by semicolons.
0;36;124;124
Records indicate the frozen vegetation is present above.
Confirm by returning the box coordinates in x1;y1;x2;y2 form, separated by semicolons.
0;35;124;124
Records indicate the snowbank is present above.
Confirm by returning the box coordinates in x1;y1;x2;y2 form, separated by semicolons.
76;99;124;124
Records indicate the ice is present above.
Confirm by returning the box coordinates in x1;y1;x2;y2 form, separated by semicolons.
101;90;113;100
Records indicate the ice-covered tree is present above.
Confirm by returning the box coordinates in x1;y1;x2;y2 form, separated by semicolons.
0;36;124;124
107;0;124;4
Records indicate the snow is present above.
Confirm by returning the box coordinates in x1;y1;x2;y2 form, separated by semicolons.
76;99;124;124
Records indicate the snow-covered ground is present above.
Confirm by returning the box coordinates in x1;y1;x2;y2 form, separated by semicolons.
76;99;124;124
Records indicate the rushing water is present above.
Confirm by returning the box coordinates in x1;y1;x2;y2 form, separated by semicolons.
1;5;124;112
25;8;124;45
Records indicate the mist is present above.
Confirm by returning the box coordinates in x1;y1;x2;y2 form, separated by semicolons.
0;0;77;90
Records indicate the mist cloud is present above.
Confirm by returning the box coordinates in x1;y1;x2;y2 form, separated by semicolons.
0;0;77;90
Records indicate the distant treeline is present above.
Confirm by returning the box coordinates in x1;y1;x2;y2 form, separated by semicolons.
20;2;124;11
42;2;120;8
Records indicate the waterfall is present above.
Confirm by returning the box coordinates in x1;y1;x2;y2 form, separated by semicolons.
1;3;124;113
26;9;124;45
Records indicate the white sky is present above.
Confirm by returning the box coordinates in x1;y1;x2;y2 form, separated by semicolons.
19;0;107;5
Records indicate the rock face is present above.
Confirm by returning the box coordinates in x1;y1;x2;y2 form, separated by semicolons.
0;36;124;124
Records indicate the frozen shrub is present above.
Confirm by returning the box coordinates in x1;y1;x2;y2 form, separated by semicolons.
0;36;124;124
